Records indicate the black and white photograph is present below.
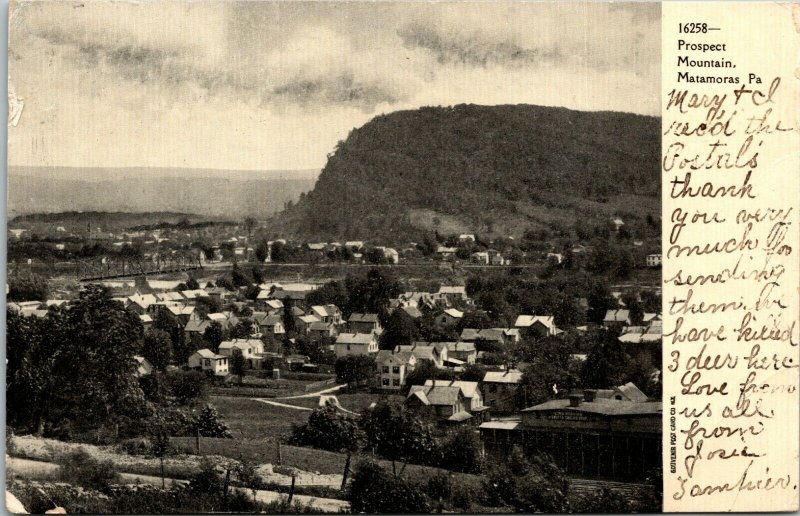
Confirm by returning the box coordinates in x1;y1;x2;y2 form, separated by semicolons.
6;2;663;513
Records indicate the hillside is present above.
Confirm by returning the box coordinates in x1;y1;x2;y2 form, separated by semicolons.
269;104;660;242
8;167;319;219
8;211;230;233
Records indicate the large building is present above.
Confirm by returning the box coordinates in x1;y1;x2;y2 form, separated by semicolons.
480;389;661;481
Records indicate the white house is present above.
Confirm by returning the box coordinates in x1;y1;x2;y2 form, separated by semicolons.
188;349;229;376
376;350;417;390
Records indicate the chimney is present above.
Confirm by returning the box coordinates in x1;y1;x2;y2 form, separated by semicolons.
569;394;582;407
584;389;597;403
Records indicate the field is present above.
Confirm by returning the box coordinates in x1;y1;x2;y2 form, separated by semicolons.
210;396;310;441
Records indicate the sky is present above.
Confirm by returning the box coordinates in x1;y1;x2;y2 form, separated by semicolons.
8;1;660;172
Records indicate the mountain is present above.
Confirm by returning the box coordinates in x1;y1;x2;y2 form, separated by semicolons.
7;167;319;219
269;104;660;242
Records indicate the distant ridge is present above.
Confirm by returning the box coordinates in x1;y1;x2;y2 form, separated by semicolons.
8;167;319;219
269;103;660;243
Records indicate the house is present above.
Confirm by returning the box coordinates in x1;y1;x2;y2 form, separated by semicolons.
310;305;343;325
334;333;379;357
308;321;338;340
348;313;382;334
253;313;285;337
184;319;212;340
376;350;417;390
482;369;524;412
603;309;631;329
515;315;560;338
188;349;229;376
139;314;153;330
437;285;468;305
611;217;625;231
133;356;153;377
436;308;463;326
398;343;448;368
295;314;322;334
446;342;477;364
406;385;470;423
401;306;423;319
458;234;476;242
345;241;365;251
125;293;158;315
471;251;489;265
646;254;662;267
436;246;458;259
206;287;231;303
218;339;265;368
424;379;484;412
486;249;506;266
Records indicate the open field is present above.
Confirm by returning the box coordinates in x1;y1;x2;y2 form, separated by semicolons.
211;396;309;441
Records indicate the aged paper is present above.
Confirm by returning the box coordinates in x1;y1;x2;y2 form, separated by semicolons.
662;2;799;512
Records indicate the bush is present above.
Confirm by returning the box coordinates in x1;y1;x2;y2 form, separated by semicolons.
118;437;152;456
194;405;233;438
288;406;365;452
348;460;431;514
426;472;452;502
57;449;121;492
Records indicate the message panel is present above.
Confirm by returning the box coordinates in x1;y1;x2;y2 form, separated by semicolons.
662;2;799;512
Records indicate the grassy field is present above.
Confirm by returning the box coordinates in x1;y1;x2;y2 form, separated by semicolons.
210;396;309;441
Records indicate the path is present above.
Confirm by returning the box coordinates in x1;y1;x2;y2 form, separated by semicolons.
274;384;345;400
252;399;314;411
6;457;349;512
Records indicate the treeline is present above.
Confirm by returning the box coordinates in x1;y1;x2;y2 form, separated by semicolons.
6;286;231;442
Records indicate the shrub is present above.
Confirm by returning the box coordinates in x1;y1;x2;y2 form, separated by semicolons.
426;472;452;502
57;449;121;492
194;405;233;438
118;437;152;456
289;406;365;452
348;460;431;513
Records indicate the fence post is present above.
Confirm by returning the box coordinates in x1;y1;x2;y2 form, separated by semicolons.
340;452;352;491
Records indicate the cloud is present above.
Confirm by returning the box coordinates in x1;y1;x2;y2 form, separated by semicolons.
398;22;562;68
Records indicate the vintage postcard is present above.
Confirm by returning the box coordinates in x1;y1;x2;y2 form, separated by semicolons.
4;1;798;514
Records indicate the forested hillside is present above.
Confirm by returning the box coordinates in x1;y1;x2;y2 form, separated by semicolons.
271;104;660;242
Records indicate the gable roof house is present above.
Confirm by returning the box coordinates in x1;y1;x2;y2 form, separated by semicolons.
295;314;322;335
308;320;339;340
425;379;485;412
482;369;524;413
446;341;477;364
348;313;382;334
603;309;631;329
436;308;463;326
253;313;286;337
515;315;561;338
376;350;417;390
310;304;343;325
398;343;449;368
406;385;470;423
334;333;379;357
187;349;229;376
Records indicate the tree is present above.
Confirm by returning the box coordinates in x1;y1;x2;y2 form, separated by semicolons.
230;318;254;339
517;337;577;408
615;249;634;279
7;271;49;301
484;449;570;513
231;263;250;288
141;329;173;371
359;401;439;465
230;349;246;382
457;310;492;331
305;280;349;308
587;280;615;324
581;330;631;388
289;406;365;452
348;461;431;514
344;269;401;321
203;321;225;352
439;427;483;473
335;355;376;387
185;277;200;290
169;370;208;407
8;285;148;435
379;309;419;350
622;291;644;326
281;302;296;334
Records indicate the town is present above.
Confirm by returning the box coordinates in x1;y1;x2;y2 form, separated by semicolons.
7;214;663;513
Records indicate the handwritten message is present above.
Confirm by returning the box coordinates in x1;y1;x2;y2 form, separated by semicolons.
662;3;799;512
